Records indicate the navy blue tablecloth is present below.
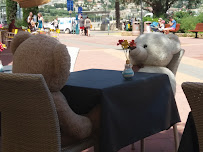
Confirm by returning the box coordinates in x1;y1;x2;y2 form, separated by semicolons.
61;69;181;152
178;112;199;152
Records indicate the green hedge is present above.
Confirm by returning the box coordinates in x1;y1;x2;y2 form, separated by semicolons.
174;11;203;33
143;17;159;22
6;0;17;24
178;16;199;33
15;19;24;28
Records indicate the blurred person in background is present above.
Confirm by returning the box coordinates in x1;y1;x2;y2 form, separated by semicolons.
158;18;165;32
163;16;176;34
54;17;59;29
84;16;91;36
37;13;44;29
79;16;84;35
8;19;21;32
27;12;33;25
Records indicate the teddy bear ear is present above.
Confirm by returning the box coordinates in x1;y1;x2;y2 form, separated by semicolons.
49;43;71;92
11;31;32;54
166;34;181;54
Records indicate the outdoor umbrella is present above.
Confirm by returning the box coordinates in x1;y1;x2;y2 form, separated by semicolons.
12;0;51;8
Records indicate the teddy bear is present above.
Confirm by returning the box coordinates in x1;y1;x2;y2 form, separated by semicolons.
129;32;181;93
10;31;92;147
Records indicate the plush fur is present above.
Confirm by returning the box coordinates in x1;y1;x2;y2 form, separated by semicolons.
129;32;181;93
11;31;92;147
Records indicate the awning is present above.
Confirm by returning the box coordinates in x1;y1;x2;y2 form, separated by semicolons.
12;0;51;8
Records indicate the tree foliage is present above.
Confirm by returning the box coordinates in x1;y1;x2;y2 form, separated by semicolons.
121;0;202;17
54;3;67;8
6;0;17;23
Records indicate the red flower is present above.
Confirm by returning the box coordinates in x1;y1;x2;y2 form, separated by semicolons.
129;40;136;47
129;40;136;50
0;43;4;52
117;39;124;46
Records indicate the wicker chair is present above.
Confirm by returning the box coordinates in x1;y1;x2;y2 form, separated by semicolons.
132;49;185;152
5;29;18;47
181;82;203;152
0;73;97;152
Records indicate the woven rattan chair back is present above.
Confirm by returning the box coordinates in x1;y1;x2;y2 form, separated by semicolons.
182;82;203;152
0;73;61;152
167;49;185;75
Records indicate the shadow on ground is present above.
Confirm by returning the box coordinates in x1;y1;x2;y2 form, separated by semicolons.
0;48;13;66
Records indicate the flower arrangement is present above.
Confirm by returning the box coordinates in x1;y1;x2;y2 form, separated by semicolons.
0;42;5;52
117;39;136;62
117;39;136;79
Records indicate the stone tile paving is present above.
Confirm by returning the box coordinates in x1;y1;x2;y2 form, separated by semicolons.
0;46;13;66
0;32;203;152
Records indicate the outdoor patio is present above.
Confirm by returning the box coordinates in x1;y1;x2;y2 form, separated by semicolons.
0;31;203;152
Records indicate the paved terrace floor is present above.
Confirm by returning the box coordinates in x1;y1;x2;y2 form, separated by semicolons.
0;31;203;152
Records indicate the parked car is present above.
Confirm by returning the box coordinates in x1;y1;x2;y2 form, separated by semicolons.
44;17;76;34
144;13;153;18
58;17;76;34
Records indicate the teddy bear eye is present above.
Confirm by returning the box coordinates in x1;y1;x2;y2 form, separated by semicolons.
143;44;147;48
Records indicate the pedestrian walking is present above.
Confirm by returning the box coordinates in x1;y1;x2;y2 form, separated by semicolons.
84;16;91;36
79;16;85;35
54;17;59;29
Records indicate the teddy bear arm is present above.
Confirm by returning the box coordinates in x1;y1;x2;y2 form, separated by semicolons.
52;92;92;140
85;104;101;136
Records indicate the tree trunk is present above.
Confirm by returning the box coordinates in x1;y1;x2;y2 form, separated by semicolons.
115;0;120;29
151;1;166;17
142;0;173;17
152;7;166;17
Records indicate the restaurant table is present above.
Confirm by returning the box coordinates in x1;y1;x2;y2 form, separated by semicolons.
61;69;181;152
178;112;199;152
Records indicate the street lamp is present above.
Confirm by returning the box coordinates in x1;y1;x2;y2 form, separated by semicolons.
140;0;143;35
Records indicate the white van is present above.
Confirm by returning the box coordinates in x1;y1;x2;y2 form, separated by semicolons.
58;17;76;34
144;13;153;18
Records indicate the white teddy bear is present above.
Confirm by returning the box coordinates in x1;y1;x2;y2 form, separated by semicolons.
129;32;181;93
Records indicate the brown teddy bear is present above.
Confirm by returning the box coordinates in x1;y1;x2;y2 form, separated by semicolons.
10;31;92;147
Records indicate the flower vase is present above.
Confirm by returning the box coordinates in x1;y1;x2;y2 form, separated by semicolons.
122;60;134;80
0;60;3;72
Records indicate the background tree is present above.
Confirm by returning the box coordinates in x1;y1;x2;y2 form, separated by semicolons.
6;0;17;23
54;3;67;8
22;7;39;26
121;0;202;17
186;0;202;9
